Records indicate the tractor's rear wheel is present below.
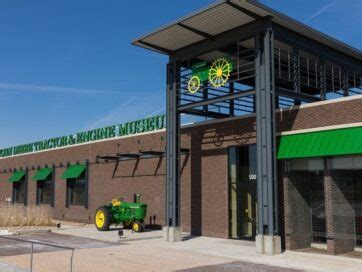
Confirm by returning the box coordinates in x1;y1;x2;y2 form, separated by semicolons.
123;221;132;229
132;221;142;233
95;206;111;231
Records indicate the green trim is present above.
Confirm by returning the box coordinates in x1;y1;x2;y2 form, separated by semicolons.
8;170;26;182
32;167;52;181
60;164;86;179
278;126;362;159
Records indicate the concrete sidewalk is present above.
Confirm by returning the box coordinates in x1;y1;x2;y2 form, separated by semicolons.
1;226;361;272
0;261;28;272
54;226;362;272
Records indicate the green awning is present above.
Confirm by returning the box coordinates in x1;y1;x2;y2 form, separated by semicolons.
8;170;26;182
32;167;52;181
278;126;362;159
60;164;86;179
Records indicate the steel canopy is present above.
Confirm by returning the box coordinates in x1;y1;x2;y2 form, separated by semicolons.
132;0;362;61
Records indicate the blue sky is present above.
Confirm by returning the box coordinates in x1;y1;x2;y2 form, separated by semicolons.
0;0;361;148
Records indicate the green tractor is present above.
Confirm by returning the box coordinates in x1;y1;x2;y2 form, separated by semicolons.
187;57;233;94
95;197;147;232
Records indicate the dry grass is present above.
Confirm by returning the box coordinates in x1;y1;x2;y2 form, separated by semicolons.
0;203;53;227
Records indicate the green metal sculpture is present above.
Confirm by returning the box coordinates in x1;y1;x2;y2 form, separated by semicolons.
188;57;233;94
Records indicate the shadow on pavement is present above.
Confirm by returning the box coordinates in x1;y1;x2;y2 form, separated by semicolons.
0;232;118;257
175;261;303;272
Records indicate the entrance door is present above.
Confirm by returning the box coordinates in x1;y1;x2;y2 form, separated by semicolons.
228;145;257;240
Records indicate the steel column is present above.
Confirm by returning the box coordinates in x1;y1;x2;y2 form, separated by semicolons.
229;82;235;116
51;164;55;207
84;160;89;209
342;68;349;96
166;60;181;227
292;46;301;105
203;82;208;114
24;168;28;206
255;22;278;236
319;57;327;100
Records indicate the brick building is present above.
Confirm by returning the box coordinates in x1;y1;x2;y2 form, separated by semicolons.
1;96;361;255
1;0;362;257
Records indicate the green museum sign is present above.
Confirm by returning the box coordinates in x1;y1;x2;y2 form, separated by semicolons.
0;115;165;158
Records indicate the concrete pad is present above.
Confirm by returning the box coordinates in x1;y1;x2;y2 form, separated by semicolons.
0;232;117;256
168;227;182;242
0;262;28;272
256;234;264;254
9;225;360;272
264;235;282;255
0;230;14;236
163;226;169;241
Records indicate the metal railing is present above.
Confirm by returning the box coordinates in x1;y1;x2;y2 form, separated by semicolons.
0;235;75;272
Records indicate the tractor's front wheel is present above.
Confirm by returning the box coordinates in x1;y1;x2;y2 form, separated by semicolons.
95;206;111;231
132;221;143;233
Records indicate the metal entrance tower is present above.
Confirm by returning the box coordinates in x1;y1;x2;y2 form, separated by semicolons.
133;0;362;254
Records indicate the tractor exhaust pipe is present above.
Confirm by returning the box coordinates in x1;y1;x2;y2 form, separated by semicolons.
134;193;141;203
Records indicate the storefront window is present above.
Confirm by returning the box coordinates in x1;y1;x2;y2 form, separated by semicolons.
37;179;52;205
329;156;362;247
67;177;86;206
13;179;25;203
289;158;326;244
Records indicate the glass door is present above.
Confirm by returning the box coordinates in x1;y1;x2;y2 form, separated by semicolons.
228;145;257;240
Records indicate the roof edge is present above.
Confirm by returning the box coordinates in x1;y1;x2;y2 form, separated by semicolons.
132;0;362;61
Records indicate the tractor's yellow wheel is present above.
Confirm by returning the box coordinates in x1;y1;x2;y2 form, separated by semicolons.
95;211;105;228
208;57;233;88
132;221;142;233
188;76;201;94
95;206;111;231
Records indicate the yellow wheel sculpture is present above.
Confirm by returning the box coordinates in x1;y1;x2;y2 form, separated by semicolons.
188;75;201;94
208;57;232;88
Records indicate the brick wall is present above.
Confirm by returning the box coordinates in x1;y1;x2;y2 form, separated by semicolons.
0;96;361;240
325;169;356;255
276;97;362;132
283;169;312;250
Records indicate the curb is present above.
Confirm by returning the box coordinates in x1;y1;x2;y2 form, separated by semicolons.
0;228;53;236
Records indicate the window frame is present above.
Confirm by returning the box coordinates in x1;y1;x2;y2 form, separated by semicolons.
66;169;88;207
36;177;53;205
13;178;26;204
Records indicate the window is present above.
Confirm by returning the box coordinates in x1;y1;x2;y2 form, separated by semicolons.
329;156;362;247
67;176;86;206
13;179;25;203
37;178;52;205
288;158;326;244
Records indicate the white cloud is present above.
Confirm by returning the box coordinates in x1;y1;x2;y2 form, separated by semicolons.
84;91;166;130
146;106;166;117
304;1;337;23
86;97;137;129
0;82;119;95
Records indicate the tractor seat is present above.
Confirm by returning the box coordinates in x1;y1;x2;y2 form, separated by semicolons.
112;199;121;206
